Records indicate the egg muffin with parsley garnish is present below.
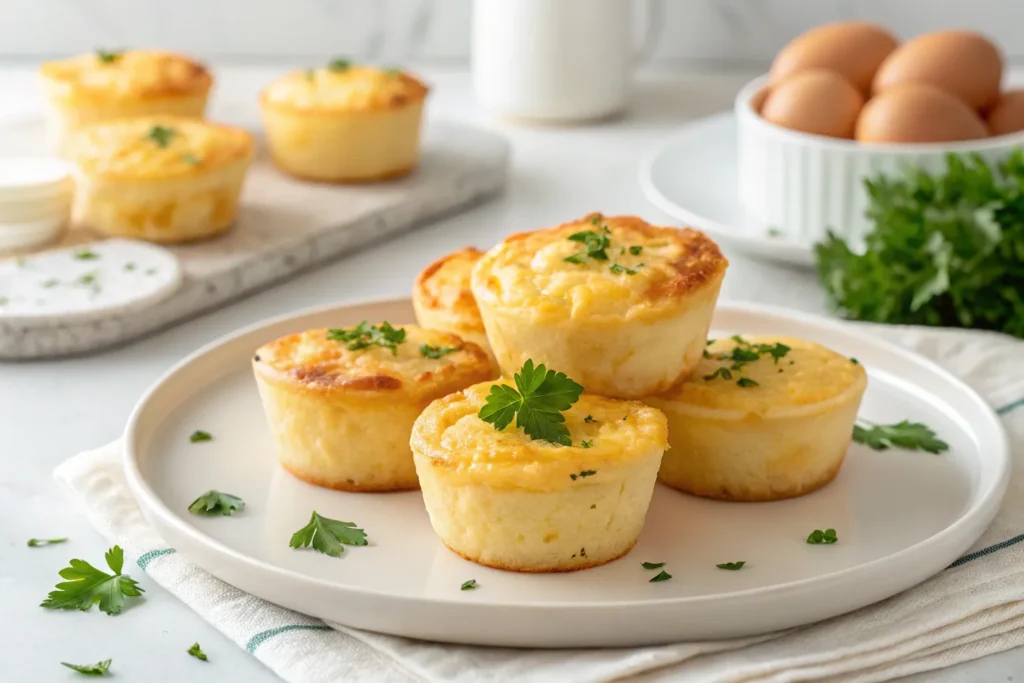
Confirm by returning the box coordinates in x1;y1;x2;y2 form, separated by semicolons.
470;214;727;399
646;336;867;502
411;360;668;572
40;49;212;156
259;59;428;182
69;116;253;243
254;322;494;492
413;247;494;365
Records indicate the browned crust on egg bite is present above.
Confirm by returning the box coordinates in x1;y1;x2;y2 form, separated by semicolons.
252;328;493;397
497;213;728;302
41;50;213;100
441;538;638;573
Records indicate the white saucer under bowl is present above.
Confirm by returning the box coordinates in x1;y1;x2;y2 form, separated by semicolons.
639;112;816;267
123;297;1008;648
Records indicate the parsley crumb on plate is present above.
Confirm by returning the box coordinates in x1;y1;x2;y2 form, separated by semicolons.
716;561;746;570
188;491;244;516
649;570;672;583
28;537;67;547
641;561;665;570
187;642;208;661
189;430;212;443
807;528;838;545
460;579;478;591
61;659;112;676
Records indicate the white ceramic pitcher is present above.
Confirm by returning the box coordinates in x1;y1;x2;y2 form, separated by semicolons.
471;0;661;122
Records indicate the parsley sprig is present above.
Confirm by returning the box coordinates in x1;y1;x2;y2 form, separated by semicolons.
853;420;949;454
478;360;584;445
41;546;144;615
95;49;122;63
145;125;176;148
328;57;352;72
326;321;406;355
289;511;368;557
815;152;1024;339
62;659;112;676
420;344;460;359
717;561;746;570
564;226;611;263
187;642;208;661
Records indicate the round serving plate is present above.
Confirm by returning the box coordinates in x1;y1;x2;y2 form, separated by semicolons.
123;297;1009;648
639;112;817;267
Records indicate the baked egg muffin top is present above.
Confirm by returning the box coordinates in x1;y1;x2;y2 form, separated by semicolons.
657;335;867;415
414;247;485;332
411;381;668;491
40;50;212;100
70;116;253;180
253;323;493;399
261;62;429;113
471;213;727;321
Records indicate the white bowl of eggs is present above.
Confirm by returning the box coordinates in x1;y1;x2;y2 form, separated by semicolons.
736;23;1024;245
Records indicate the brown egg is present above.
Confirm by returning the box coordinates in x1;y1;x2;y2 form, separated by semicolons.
855;84;988;144
873;31;1002;110
770;21;899;94
986;90;1024;136
761;70;864;138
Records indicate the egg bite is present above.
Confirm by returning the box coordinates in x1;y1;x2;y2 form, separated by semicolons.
259;62;428;182
470;214;728;399
646;336;867;502
69;116;253;243
40;49;212;157
254;323;495;492
412;247;494;364
411;381;668;571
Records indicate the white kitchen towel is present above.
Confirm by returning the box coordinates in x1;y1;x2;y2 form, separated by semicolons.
55;322;1024;683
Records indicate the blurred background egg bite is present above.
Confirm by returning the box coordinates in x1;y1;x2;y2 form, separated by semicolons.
254;322;494;492
470;213;727;399
647;336;867;502
411;381;668;572
69;116;253;243
412;246;494;364
259;61;429;182
39;49;212;157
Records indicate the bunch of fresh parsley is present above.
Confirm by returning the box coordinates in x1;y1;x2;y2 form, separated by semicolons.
816;151;1024;339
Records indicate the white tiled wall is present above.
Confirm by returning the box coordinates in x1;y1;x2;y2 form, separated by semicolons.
4;0;1024;65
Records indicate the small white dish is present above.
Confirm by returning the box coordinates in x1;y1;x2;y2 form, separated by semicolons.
735;75;1024;246
0;157;73;202
0;239;182;324
640;112;816;266
123;297;1008;648
0;215;67;253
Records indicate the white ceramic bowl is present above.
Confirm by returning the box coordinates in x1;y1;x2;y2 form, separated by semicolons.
735;75;1024;245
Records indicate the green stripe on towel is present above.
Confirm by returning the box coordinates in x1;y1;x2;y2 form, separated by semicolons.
997;396;1024;415
246;624;333;653
137;548;177;570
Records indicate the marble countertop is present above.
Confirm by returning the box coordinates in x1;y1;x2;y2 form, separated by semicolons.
1;65;1018;682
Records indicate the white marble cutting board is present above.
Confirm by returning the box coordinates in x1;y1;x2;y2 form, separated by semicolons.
0;119;509;359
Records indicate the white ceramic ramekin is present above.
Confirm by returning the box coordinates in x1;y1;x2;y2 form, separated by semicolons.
735;75;1024;245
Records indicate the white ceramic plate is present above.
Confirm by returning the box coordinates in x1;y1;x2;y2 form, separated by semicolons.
124;298;1009;648
639;112;816;267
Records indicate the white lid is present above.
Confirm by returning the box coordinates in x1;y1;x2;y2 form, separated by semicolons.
0;157;74;202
